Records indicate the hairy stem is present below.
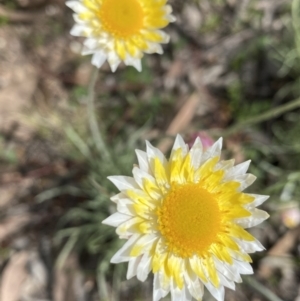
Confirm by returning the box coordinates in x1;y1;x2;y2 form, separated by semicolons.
222;97;300;136
244;276;284;301
87;67;112;162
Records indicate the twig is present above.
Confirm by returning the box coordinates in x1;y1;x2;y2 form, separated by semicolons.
244;276;284;301
268;225;300;256
0;5;43;23
157;92;199;153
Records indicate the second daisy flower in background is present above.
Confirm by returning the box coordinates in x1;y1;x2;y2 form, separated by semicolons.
66;0;175;72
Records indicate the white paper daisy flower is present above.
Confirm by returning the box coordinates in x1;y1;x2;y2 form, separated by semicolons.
66;0;175;72
103;135;269;301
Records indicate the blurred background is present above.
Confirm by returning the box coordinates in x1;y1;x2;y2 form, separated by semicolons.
0;0;300;300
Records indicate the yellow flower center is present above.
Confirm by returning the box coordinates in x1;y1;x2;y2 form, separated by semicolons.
99;0;144;38
157;183;222;258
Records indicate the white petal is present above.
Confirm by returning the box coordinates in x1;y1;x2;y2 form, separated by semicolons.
108;176;139;191
91;51;107;68
164;5;174;15
146;141;167;164
111;234;141;263
171;134;188;156
102;212;131;227
235;260;253;275
170;280;184;301
210;261;235;291
215;159;235;171
203;282;224;301
190;256;226;301
110;61;120;72
214;258;242;283
182;286;193;301
236;208;269;228
110;192;127;203
137;252;152;282
140;29;169;44
82;46;95;55
116;216;144;236
247;194;269;208
189;137;203;170
116;198;134;216
135;149;150;173
230;257;253;275
157;30;170;43
132;166;156;189
201;138;222;164
127;257;141;279
97;31;111;40
73;13;86;24
83;38;99;49
167;14;177;22
232;174;256;191
176;282;193;301
183;270;204;300
124;56;142;72
224;160;251;180
145;42;163;54
125;188;159;208
234;238;265;253
130;234;158;256
66;1;87;13
155;237;168;255
218;273;235;290
132;59;142;72
70;24;87;36
153;272;170;301
107;52;121;72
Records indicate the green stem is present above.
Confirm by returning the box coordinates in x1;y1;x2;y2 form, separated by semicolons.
87;67;112;162
97;269;110;301
292;0;300;58
244;276;284;301
222;97;300;136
